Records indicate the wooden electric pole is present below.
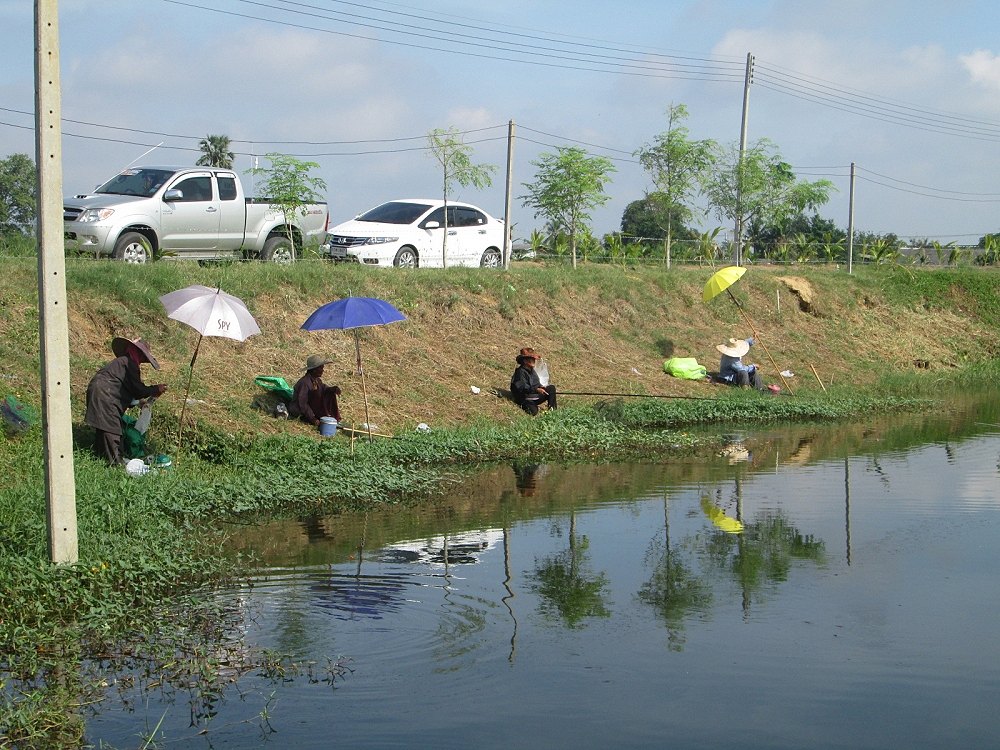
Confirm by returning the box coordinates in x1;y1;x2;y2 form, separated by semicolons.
36;0;78;564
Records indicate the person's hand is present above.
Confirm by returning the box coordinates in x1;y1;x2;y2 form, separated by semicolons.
155;384;168;396
537;387;547;394
333;385;342;396
313;418;321;427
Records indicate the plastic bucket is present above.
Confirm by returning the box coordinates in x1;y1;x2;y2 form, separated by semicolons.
319;417;338;437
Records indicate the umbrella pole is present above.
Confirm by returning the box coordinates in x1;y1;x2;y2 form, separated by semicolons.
355;330;374;443
726;289;794;394
176;334;203;453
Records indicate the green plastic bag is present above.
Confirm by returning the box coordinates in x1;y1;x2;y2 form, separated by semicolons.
663;357;708;380
255;376;294;401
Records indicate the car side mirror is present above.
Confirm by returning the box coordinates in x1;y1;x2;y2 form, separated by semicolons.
423;220;440;229
163;188;183;202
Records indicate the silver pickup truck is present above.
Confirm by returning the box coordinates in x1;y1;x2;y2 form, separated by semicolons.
63;166;328;263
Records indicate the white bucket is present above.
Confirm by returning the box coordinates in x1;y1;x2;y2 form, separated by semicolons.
319;416;338;437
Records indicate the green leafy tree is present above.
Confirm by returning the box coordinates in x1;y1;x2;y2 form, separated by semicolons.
749;213;843;259
634;104;717;267
975;234;1000;266
521;146;616;268
196;134;235;169
247;153;327;261
620;195;698;245
427;127;496;267
703;139;835;262
0;153;37;236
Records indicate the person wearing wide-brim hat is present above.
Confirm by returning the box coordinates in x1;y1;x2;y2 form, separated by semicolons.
85;337;168;465
716;337;765;390
510;347;557;415
289;354;342;429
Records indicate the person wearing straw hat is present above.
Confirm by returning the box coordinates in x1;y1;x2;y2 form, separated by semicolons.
289;354;342;428
85;337;168;465
716;337;765;390
510;347;557;415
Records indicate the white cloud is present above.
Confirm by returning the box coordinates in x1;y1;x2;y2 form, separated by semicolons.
960;49;1000;91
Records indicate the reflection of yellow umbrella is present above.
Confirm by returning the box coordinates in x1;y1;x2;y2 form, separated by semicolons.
700;496;744;534
702;266;794;394
703;266;746;302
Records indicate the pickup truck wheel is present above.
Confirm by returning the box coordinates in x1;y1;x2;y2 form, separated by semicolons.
261;236;294;264
480;248;501;268
393;246;418;268
113;232;152;263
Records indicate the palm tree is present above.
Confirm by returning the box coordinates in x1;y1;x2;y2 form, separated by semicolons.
196;134;234;168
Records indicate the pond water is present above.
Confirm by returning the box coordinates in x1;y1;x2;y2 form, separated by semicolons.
89;400;1000;749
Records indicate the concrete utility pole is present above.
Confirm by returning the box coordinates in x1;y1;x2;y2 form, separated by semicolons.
847;162;856;275
36;0;78;564
502;120;515;269
734;52;754;267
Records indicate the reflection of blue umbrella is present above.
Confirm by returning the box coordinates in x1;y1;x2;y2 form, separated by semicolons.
301;296;406;440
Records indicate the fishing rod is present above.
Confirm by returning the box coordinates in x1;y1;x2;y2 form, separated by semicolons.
560;390;715;401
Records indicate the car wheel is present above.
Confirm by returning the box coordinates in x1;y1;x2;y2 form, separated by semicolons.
393;246;418;268
113;232;151;263
261;236;295;264
480;248;501;268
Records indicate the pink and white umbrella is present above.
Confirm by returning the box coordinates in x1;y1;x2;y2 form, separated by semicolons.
159;285;260;447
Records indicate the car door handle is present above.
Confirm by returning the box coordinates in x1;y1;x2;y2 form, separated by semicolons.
448;230;457;235
478;229;486;234
205;207;218;213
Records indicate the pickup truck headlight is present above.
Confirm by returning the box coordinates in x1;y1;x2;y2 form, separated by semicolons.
364;236;398;245
76;208;115;223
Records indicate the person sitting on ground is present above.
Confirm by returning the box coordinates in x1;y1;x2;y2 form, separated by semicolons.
289;354;342;428
85;337;168;465
510;347;557;415
716;337;765;391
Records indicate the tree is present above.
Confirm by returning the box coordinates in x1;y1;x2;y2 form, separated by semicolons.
427;127;496;267
247;153;327;260
620;195;698;244
747;212;843;259
634;104;717;267
196;134;235;169
521;146;616;268
0;153;37;236
703;139;834;262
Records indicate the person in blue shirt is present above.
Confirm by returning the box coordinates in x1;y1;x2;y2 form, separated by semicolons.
716;337;765;390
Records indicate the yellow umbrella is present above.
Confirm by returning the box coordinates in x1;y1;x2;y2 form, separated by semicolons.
700;496;744;534
702;266;794;394
703;266;746;302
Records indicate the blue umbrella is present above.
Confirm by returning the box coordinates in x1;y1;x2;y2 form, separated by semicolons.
301;296;406;440
302;296;405;332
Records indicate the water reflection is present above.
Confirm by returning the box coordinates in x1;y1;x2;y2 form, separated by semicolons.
637;495;713;651
530;511;611;628
86;396;1000;748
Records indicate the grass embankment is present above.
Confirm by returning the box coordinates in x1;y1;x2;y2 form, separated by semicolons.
2;259;999;746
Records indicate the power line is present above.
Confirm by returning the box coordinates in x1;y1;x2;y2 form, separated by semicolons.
162;0;745;82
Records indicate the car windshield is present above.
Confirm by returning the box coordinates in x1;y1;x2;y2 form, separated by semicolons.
357;201;433;225
95;169;173;198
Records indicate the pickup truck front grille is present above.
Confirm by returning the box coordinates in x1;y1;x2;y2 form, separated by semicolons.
64;207;84;222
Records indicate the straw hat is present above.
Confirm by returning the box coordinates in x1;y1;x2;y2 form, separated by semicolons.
716;338;750;358
111;337;160;370
516;346;540;363
305;354;332;371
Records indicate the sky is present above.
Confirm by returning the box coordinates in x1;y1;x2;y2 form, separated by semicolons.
4;0;1000;244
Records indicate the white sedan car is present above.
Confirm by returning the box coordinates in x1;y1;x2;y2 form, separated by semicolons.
323;199;505;268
